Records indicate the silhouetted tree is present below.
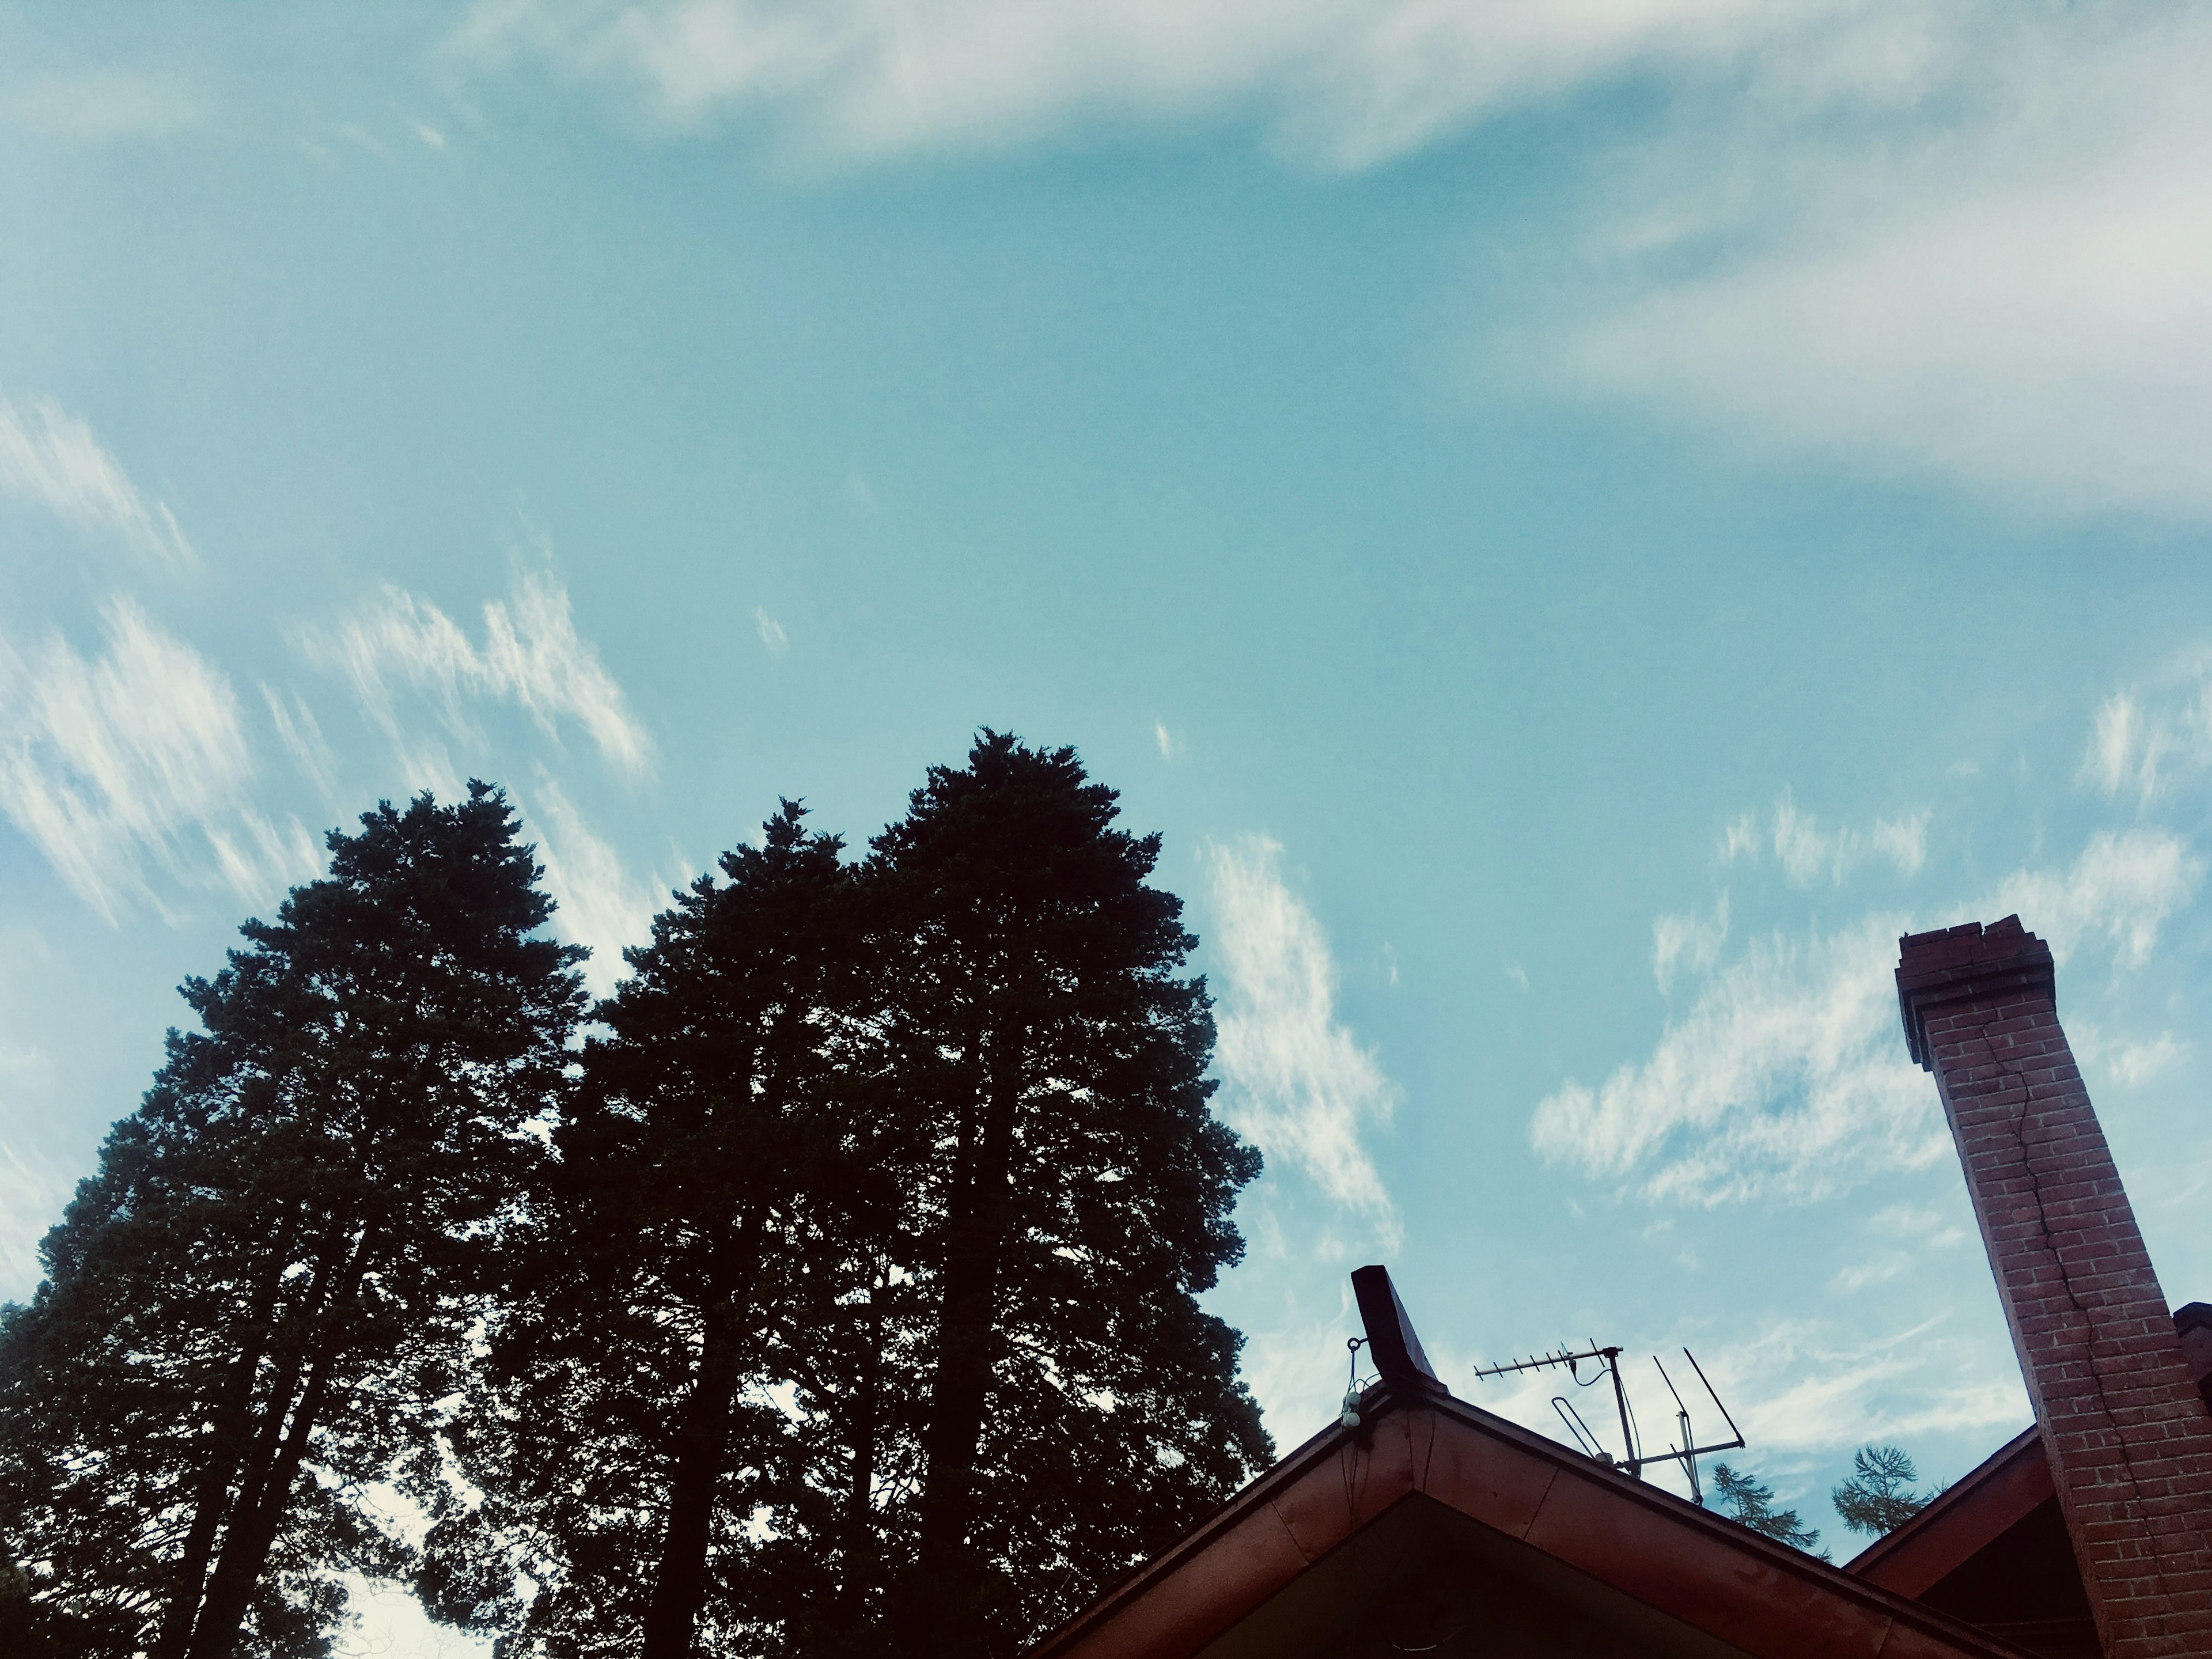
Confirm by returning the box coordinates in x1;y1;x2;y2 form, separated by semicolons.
416;802;882;1659
1709;1463;1825;1555
0;786;584;1659
1832;1445;1938;1538
872;733;1270;1657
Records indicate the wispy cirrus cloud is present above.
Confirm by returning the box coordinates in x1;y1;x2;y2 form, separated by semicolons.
2;69;213;144
524;775;659;996
1831;1202;1968;1294
0;600;319;923
0;1129;65;1298
299;562;653;779
1653;891;1728;994
1719;791;1927;888
450;5;2212;518
1203;835;1396;1234
449;0;1875;171
1718;1315;2025;1459
1988;828;2201;971
0;393;195;569
1533;910;1937;1207
1532;827;2201;1207
1561;8;2212;517
2078;662;2212;810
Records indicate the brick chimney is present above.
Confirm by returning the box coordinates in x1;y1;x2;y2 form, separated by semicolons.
1897;916;2212;1657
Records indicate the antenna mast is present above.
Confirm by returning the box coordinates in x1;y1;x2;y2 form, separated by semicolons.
1468;1342;1745;1487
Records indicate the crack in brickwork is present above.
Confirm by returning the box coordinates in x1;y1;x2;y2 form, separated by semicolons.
1899;919;2212;1659
1983;1032;2177;1616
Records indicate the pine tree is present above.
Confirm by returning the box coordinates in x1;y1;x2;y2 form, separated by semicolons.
1708;1463;1824;1555
1831;1445;1936;1537
417;802;879;1659
0;785;584;1659
871;733;1271;1657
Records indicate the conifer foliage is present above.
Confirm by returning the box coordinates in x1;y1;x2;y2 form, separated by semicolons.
415;800;877;1659
874;734;1268;1656
1831;1444;1937;1538
1707;1463;1825;1556
0;785;586;1659
1;740;1272;1659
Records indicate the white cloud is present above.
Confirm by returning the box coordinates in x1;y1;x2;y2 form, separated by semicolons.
1720;791;1927;887
1563;8;2212;516
2077;667;2212;809
1153;721;1181;760
1831;1255;1911;1293
0;601;318;923
1865;1202;1964;1246
1831;1203;1966;1292
1989;828;2200;970
1233;1292;1363;1447
2083;692;2152;802
1533;911;1938;1206
0;1122;64;1299
2108;1034;2187;1087
1533;827;2199;1206
0;393;195;569
301;563;653;777
1450;1303;2024;1497
449;0;1870;171
263;685;338;800
1653;891;1728;994
340;123;397;162
524;777;658;997
2;70;212;143
755;605;788;654
1718;1316;2025;1457
444;5;2212;517
1203;835;1397;1233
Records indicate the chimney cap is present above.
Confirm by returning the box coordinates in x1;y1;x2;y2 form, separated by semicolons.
1896;916;2055;1069
1351;1264;1448;1397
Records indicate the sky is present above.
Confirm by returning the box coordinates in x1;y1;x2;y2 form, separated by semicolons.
6;1;2212;1647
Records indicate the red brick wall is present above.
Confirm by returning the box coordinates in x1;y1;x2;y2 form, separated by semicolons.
1897;917;2212;1658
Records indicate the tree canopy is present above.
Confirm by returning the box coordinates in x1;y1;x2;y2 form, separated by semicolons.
1831;1444;1939;1539
3;738;1273;1659
0;784;585;1659
1707;1463;1825;1556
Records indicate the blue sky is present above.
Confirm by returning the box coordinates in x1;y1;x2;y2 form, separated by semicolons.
7;2;2212;1642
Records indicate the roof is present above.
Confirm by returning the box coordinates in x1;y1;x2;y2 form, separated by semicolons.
1846;1429;2050;1601
1029;1381;2032;1659
1835;1301;2212;1658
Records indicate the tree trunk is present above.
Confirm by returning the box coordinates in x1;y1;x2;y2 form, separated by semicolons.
181;1226;372;1659
639;1285;748;1659
835;1275;885;1625
154;1225;298;1659
915;1027;1022;1574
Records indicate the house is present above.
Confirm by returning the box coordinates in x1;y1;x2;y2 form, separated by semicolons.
1027;918;2212;1659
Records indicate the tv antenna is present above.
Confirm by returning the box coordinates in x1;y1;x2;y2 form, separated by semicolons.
1340;1267;1747;1503
1468;1341;1744;1493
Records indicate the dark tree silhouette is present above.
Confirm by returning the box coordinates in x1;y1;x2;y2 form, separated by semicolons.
1832;1445;1938;1537
0;785;584;1659
873;732;1271;1657
6;745;1274;1659
416;802;881;1659
1709;1463;1825;1555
